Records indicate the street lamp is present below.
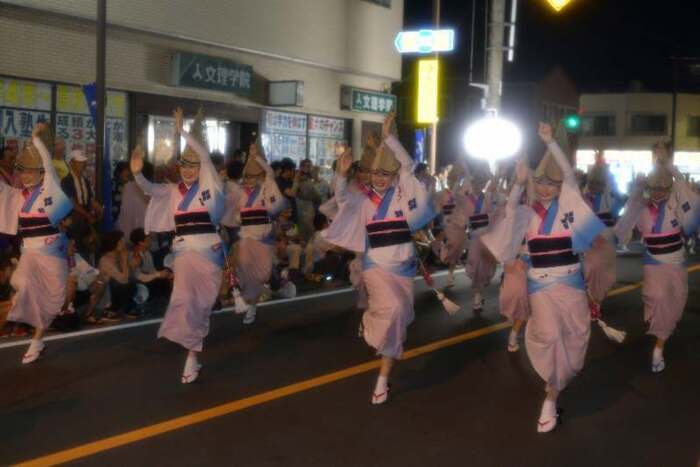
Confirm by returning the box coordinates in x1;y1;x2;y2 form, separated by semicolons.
463;116;522;161
545;0;574;12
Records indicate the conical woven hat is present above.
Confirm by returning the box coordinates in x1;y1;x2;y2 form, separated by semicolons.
370;143;400;174
646;166;673;189
180;108;206;165
533;151;563;183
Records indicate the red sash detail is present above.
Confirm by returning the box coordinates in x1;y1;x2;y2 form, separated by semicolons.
531;201;548;234
357;182;382;208
647;201;659;224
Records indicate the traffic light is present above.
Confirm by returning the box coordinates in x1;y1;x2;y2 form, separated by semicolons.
563;114;581;132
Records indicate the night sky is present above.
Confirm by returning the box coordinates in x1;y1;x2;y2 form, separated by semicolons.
403;0;700;93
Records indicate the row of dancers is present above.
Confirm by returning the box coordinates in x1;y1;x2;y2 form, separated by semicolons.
1;111;697;434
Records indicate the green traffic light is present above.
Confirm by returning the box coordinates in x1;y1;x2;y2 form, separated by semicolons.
563;114;581;131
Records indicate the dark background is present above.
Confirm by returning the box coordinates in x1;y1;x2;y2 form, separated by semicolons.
403;0;700;92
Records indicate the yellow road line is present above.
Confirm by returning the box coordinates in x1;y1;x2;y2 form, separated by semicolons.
16;263;700;466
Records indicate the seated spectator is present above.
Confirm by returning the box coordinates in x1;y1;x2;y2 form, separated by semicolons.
273;207;304;279
129;228;173;305
304;214;352;286
64;239;105;325
98;231;137;321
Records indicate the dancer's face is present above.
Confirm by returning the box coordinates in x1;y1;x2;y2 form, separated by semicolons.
534;179;560;203
18;168;42;188
371;171;395;194
650;186;670;203
179;163;200;186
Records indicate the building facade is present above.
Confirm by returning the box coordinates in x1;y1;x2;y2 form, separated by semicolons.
577;92;700;192
0;0;403;178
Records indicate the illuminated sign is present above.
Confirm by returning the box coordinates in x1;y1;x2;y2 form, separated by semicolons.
394;29;455;54
417;59;439;124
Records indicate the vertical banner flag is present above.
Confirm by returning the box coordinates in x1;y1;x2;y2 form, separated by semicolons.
82;83;113;230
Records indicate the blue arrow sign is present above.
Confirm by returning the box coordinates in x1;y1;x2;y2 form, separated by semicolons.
394;29;455;54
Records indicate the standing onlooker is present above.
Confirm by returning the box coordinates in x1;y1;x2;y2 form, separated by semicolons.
116;162;150;247
276;157;298;221
0;145;18;186
295;159;320;243
61;149;103;262
111;161;131;225
52;136;70;180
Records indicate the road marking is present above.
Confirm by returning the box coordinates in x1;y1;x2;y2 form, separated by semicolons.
15;321;509;467
18;264;700;467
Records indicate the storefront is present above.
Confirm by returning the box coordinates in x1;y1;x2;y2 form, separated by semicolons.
0;76;129;188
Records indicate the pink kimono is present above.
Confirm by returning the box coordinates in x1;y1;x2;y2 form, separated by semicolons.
135;130;225;352
0;137;73;330
323;136;435;358
234;159;285;302
464;190;498;293
433;189;469;266
482;141;606;391
582;170;622;303
614;167;700;340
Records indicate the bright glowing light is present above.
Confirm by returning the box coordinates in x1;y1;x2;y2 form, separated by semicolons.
463;117;522;161
417;59;439;123
546;0;573;12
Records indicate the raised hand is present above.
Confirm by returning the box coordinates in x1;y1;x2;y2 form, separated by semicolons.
538;122;553;144
382;111;396;139
32;122;47;138
130;145;145;175
515;158;529;186
173;107;185;134
338;147;353;176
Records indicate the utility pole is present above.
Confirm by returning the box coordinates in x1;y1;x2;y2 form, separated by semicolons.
486;0;506;113
95;0;106;203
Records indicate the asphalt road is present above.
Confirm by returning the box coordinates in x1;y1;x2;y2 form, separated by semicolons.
1;256;699;467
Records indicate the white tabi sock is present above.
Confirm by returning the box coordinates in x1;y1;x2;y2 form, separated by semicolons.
539;398;557;422
184;352;199;374
508;329;518;347
374;375;389;395
27;339;44;354
652;346;663;364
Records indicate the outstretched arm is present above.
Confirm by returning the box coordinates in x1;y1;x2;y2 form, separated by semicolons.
538;122;575;187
